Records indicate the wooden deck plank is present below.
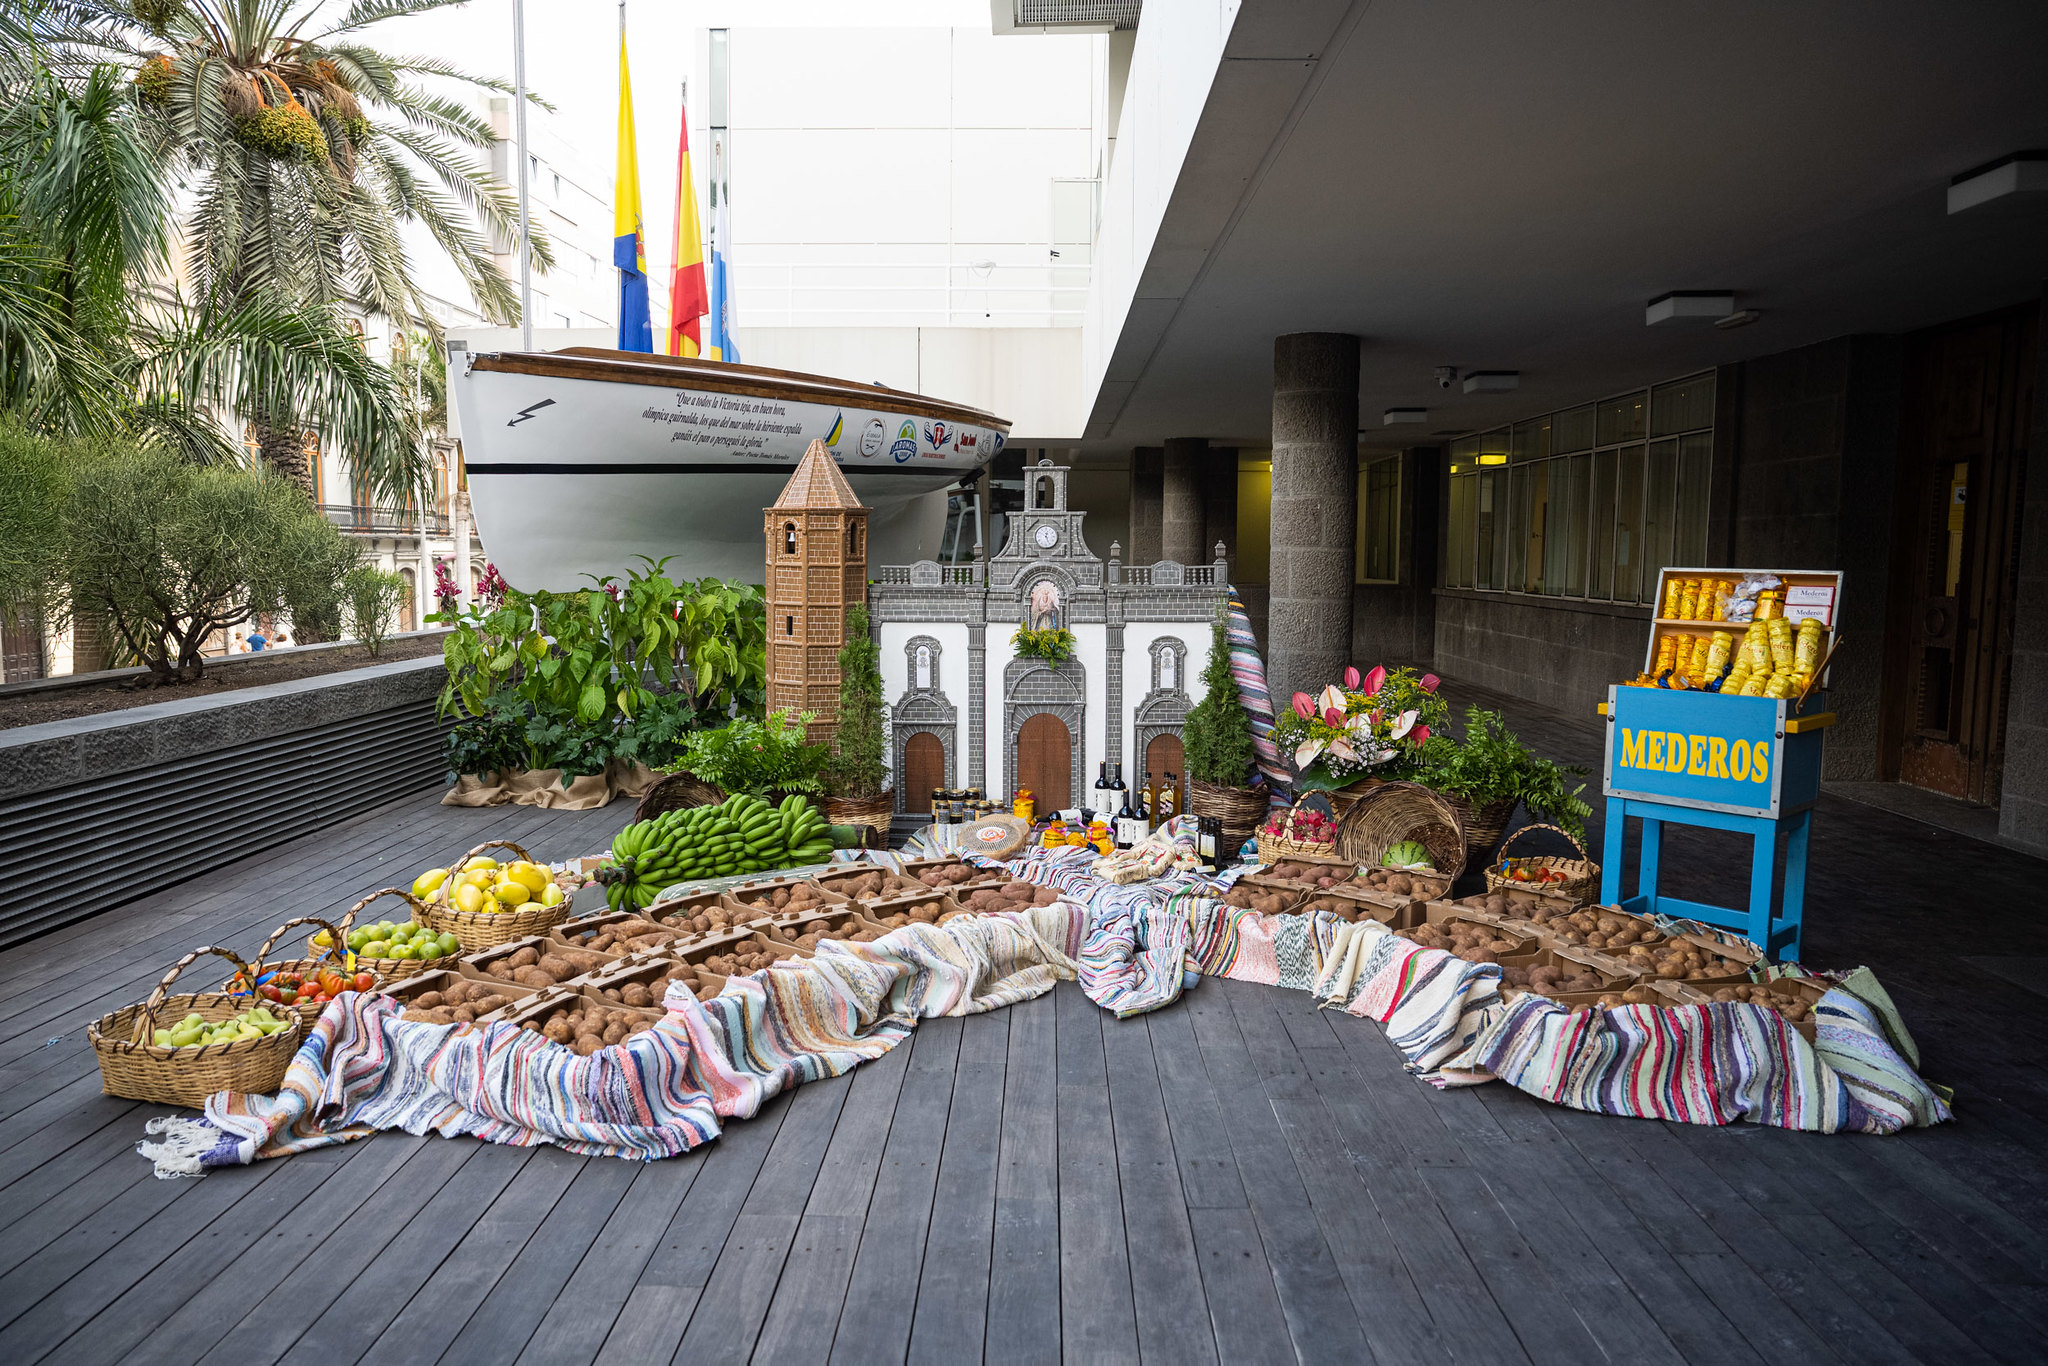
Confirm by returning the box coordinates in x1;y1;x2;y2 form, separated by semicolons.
905;1009;1007;1366
1055;980;1141;1364
984;990;1061;1366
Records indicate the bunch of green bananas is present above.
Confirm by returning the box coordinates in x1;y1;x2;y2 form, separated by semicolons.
599;793;837;910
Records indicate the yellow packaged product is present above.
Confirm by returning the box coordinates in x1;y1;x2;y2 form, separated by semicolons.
1710;579;1732;620
1767;620;1795;671
1661;577;1685;619
1740;675;1768;696
1677;579;1700;621
1794;622;1823;672
1764;673;1795;699
1724;659;1752;694
1653;633;1678;675
1687;635;1713;682
1705;631;1734;679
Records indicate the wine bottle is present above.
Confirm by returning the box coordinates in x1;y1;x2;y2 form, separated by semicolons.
1131;772;1154;843
1115;770;1137;849
1091;760;1113;821
1156;772;1178;823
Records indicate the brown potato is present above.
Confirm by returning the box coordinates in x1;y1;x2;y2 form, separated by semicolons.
507;946;541;969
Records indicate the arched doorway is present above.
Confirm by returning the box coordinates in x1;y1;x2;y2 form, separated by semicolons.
903;732;946;813
1017;713;1072;809
1143;733;1184;787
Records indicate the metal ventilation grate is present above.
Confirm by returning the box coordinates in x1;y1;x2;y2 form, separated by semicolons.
1015;0;1141;29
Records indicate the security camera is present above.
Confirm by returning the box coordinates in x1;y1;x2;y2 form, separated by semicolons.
1434;366;1458;390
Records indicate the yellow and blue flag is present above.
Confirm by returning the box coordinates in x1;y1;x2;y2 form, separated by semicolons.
613;35;652;352
667;96;707;357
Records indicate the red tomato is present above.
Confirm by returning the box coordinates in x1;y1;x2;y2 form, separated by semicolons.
279;988;298;1005
353;972;376;992
261;985;282;1002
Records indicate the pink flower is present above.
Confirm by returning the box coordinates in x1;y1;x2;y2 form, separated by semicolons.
1420;673;1441;692
1323;706;1345;728
1364;666;1387;695
1410;725;1430;745
1343;666;1361;689
1292;692;1314;720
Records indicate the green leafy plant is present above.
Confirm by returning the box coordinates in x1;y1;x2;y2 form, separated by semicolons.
1410;706;1592;842
1012;625;1076;665
1183;601;1258;787
680;711;832;798
828;603;887;800
342;566;408;656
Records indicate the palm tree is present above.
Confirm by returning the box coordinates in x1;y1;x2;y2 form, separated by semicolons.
48;1;551;490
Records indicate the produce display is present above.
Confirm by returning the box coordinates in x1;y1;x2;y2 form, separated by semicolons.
906;860;1005;891
599;794;835;910
560;916;692;955
232;965;375;1009
316;920;462;963
1560;984;1667;1013
729;880;841;917
1626;569;1839;697
475;943;610;990
1224;884;1302;915
863;895;954;930
415;858;568;915
1616;937;1750;982
1454;889;1570;922
150;1005;293;1048
1493;901;1669;953
1703;981;1816;1025
1258;807;1336;852
778;916;874;951
1500;959;1617;995
515;1000;660;1055
592;963;722;1007
952;880;1062;914
1382;840;1434;869
1297;893;1389;923
400;978;525;1024
819;868;923;902
696;942;789;976
1398;918;1531;964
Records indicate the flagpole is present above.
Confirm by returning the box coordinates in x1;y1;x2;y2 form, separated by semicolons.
512;0;533;351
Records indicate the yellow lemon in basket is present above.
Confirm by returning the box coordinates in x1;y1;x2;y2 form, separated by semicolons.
452;882;487;914
508;861;551;894
539;882;566;908
467;857;499;872
412;867;449;898
492;879;531;907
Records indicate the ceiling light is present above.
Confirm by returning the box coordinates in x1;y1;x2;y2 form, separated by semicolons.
1714;308;1763;331
1477;453;1507;466
1948;152;2048;214
1382;408;1428;425
1646;292;1736;325
1462;371;1518;394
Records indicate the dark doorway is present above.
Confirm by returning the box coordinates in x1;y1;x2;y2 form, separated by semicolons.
903;732;946;813
1882;306;2036;803
0;608;42;682
1016;713;1072;809
1144;733;1184;786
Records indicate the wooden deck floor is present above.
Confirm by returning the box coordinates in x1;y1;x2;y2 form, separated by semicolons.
4;688;2048;1363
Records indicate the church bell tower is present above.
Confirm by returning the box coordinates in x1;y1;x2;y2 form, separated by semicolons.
765;439;869;740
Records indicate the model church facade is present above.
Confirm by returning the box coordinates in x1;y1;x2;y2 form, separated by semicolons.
867;459;1231;814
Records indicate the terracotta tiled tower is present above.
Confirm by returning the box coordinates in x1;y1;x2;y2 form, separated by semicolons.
765;440;869;740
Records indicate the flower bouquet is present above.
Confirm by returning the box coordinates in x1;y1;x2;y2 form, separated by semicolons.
1271;665;1450;794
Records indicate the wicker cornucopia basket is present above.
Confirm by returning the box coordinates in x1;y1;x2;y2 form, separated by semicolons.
416;840;575;950
1335;781;1468;882
224;915;383;1000
90;946;304;1107
1484;823;1599;904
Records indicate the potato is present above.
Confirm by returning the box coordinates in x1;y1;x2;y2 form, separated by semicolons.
414;990;444;1009
507;946;541;969
512;966;555;989
537;954;577;981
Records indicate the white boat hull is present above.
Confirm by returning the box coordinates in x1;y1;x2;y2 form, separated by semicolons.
450;349;1009;589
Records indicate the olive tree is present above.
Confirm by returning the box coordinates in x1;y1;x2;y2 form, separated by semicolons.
342;565;409;657
64;442;353;682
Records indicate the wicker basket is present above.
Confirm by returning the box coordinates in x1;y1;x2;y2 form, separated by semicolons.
633;771;725;823
418;841;575;950
89;946;304;1107
222;916;382;1000
1255;807;1338;863
823;791;893;846
1440;794;1518;861
1335;781;1468;882
1189;778;1268;857
1484;823;1600;904
306;889;463;978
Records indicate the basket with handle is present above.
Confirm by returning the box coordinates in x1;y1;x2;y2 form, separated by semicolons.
1255;806;1338;863
1335;781;1468;883
305;889;463;977
417;840;575;950
633;771;725;824
88;946;305;1107
1484;823;1600;904
223;915;384;1002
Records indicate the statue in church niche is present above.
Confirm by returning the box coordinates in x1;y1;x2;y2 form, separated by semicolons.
1029;579;1062;632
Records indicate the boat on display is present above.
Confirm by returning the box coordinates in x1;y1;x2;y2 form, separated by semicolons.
449;346;1010;589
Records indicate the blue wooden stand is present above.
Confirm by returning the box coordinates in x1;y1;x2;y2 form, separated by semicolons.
1598;685;1834;963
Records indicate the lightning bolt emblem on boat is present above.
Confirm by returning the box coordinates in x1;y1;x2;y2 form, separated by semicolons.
506;399;557;427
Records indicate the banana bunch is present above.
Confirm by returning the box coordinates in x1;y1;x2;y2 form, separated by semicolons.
599;794;836;910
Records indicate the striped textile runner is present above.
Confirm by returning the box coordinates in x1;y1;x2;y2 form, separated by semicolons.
1225;588;1289;802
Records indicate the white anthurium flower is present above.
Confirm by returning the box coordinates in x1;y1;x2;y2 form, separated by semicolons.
1318;684;1348;715
1387;709;1420;741
1294;739;1326;769
1327;738;1357;763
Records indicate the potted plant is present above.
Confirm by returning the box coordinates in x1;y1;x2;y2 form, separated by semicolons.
1011;624;1077;665
1408;705;1592;858
824;603;891;843
1183;601;1266;851
678;710;832;804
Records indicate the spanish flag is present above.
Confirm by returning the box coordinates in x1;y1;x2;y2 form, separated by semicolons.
667;98;707;357
613;34;652;352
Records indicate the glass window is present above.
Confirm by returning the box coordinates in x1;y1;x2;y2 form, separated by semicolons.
1675;431;1712;566
1446;473;1473;588
1511;417;1551;464
1589;448;1616;599
1614;444;1644;603
1478;468;1509;591
1651;374;1716;437
1544;454;1589;596
1598;393;1647;446
1356;455;1400;583
1644;439;1678;596
1515;461;1548;593
1554;404;1596;453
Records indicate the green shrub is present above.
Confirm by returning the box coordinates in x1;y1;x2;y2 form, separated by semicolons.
828;603;886;799
1182;600;1257;787
342;565;408;655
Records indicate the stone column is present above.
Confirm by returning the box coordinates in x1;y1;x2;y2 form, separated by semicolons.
1268;332;1360;701
1161;437;1207;565
1128;446;1163;565
454;492;474;599
966;622;987;791
1202;446;1238;563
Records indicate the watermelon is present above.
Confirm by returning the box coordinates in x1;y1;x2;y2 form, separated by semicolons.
1382;841;1434;869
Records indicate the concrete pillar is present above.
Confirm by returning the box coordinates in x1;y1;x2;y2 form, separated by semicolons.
1268;332;1360;701
1128;446;1163;565
2001;288;2048;855
1162;437;1207;564
1202;446;1238;562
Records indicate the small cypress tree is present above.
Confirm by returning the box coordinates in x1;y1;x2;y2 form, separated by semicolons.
1183;599;1258;787
829;602;887;799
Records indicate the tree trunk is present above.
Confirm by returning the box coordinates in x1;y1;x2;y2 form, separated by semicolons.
255;419;315;496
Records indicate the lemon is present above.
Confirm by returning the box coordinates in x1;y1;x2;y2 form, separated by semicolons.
509;861;551;894
539;882;565;908
412;867;449;898
492;880;531;907
467;857;499;872
312;930;333;947
453;882;487;914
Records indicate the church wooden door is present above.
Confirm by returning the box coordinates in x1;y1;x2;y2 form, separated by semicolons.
903;732;945;813
1143;734;1184;789
1016;714;1072;810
